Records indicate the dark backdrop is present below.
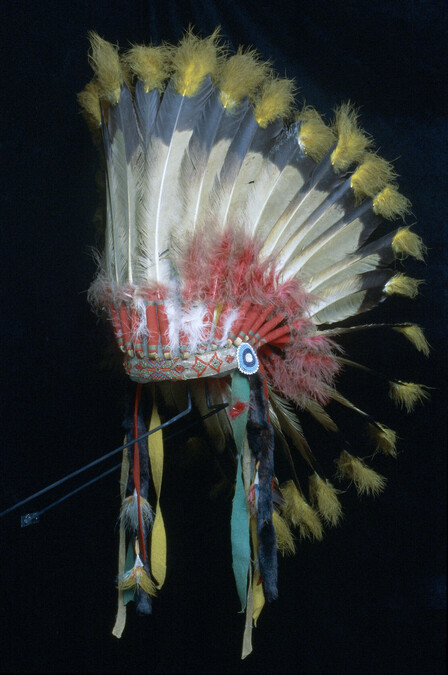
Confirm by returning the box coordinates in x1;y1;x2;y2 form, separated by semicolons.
0;1;446;673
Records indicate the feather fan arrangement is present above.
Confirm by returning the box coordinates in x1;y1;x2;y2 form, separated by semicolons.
78;29;429;657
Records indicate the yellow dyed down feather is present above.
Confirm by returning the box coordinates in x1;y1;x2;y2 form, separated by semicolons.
331;103;372;172
171;28;221;97
389;381;430;413
384;273;422;298
372;184;412;220
393;324;430;356
88;32;125;104
297;107;336;163
77;79;102;129
272;511;296;555
336;450;387;496
280;480;323;541
308;474;343;526
254;76;295;128
218;48;269;110
350;152;396;201
392;227;427;261
119;565;157;596
123;44;171;92
369;423;397;456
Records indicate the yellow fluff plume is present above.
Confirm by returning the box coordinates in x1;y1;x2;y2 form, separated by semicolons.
388;381;430;413
119;564;157;596
218;48;269;109
272;511;296;555
384;273;423;298
280;480;323;541
77;79;102;129
369;423;397;456
308;474;343;526
123;44;171;92
171;28;221;97
372;184;412;220
336;450;387;496
331;103;372;172
350;152;396;201
392;227;427;261
88;32;125;104
254;76;295;128
393;324;430;356
297;106;336;162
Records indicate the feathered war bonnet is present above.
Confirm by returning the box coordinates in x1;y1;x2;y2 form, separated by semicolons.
79;29;429;656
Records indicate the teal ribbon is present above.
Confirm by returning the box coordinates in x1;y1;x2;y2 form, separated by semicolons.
230;371;251;612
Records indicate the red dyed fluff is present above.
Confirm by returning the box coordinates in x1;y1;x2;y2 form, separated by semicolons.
228;400;249;419
177;227;341;406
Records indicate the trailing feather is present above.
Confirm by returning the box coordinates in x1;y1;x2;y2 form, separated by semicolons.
369;423;398;456
336;450;386;496
303;397;339;432
393;324;430;356
308;474;343;526
280;480;323;540
268;389;316;468
272;511;296;555
388;381;430;413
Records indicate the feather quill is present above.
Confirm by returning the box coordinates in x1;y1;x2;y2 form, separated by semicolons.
268;389;316;468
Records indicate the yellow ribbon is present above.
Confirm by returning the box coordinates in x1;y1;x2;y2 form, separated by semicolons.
147;388;166;588
112;443;130;638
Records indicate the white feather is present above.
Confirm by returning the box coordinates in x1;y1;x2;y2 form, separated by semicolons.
223;118;284;229
179;90;249;235
259;152;341;258
306;230;395;293
284;201;376;280
137;77;214;284
310;270;392;325
276;177;351;273
246;126;315;241
104;87;142;285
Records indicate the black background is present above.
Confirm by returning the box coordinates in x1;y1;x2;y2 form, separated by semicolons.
0;1;446;673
